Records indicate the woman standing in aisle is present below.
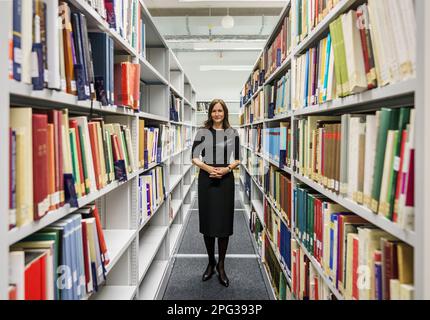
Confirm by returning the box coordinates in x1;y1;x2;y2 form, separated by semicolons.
191;99;241;288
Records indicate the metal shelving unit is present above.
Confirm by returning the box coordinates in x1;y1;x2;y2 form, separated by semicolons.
0;0;198;300
239;0;428;300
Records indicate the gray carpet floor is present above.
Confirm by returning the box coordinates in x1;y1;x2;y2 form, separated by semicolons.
162;182;270;300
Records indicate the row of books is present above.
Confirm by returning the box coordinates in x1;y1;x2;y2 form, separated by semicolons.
264;166;292;228
266;71;292;119
250;209;264;258
294;184;414;300
294;108;415;229
240;70;292;125
170;94;181;122
9;108;136;230
170;125;183;155
9;204;109;300
241;12;291;104
263;233;292;300
264;11;292;81
291;238;337;300
241;125;263;154
265;200;292;273
9;1;144;110
138;120;169;168
293;2;416;109
294;0;341;45
138;166;166;226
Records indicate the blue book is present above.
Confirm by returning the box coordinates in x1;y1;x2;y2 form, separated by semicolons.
303;51;310;107
71;214;86;299
71;14;89;100
89;33;110;106
374;258;383;300
12;0;22;82
109;37;114;105
323;34;332;102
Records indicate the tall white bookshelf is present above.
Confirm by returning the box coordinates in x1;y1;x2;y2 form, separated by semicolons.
239;0;430;300
0;0;197;300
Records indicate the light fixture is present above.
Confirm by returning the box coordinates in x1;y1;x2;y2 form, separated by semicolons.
200;65;253;71
179;0;285;2
221;8;234;29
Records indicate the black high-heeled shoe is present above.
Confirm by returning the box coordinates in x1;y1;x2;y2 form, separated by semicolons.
216;263;230;287
202;263;216;282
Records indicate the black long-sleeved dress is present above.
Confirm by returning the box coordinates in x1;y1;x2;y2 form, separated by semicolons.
191;127;240;237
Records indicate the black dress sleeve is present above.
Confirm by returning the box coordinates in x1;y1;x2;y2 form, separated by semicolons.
192;129;204;160
234;130;240;161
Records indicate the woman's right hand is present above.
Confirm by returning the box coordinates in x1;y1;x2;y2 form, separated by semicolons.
207;166;222;179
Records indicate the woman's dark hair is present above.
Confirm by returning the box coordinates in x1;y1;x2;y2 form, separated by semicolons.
204;99;231;129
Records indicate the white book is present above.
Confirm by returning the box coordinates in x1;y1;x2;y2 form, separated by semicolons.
21;0;33;84
58;16;67;92
44;0;60;89
348;117;360;200
399;284;414;300
342;10;367;94
363;113;379;208
9;251;25;300
368;0;390;86
71;117;97;194
389;279;400;300
397;0;416;79
378;130;397;217
11;108;34;226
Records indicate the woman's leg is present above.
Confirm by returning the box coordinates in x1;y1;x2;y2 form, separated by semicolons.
204;235;216;265
202;235;216;281
217;236;230;287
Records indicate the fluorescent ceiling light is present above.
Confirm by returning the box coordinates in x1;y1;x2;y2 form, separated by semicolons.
194;47;261;51
179;0;285;2
200;65;253;71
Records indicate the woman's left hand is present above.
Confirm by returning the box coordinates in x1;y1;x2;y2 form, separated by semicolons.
215;167;230;177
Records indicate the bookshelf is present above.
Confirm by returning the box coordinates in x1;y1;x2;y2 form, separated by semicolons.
0;0;198;300
239;0;430;300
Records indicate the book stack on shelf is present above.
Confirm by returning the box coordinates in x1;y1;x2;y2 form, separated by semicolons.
9;203;108;300
1;0;198;300
239;0;423;300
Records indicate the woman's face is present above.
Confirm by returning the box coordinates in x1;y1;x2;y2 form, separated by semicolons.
211;103;225;125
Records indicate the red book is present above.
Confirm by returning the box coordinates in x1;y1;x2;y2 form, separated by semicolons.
90;205;110;265
88;122;102;190
47;124;55;211
32;114;49;220
381;239;399;300
8;286;17;300
393;130;408;222
352;235;359;300
81;221;92;293
47;110;62;208
405;149;414;208
25;251;48;300
131;63;141;110
69;120;86;196
314;276;319;300
114;63;133;107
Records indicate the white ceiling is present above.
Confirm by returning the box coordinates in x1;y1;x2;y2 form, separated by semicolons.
144;0;286;9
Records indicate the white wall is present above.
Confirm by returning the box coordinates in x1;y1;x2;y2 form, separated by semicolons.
175;50;259;112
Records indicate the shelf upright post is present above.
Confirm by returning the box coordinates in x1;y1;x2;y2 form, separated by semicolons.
0;0;11;300
415;0;430;300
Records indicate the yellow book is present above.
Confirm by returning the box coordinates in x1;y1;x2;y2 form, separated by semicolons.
139;119;145;167
10;108;33;226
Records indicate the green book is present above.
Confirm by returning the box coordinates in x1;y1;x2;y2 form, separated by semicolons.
387;108;411;220
69;129;82;198
105;130;115;182
279;272;287;300
121;130;130;172
78;126;90;194
329;17;349;97
371;108;400;212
